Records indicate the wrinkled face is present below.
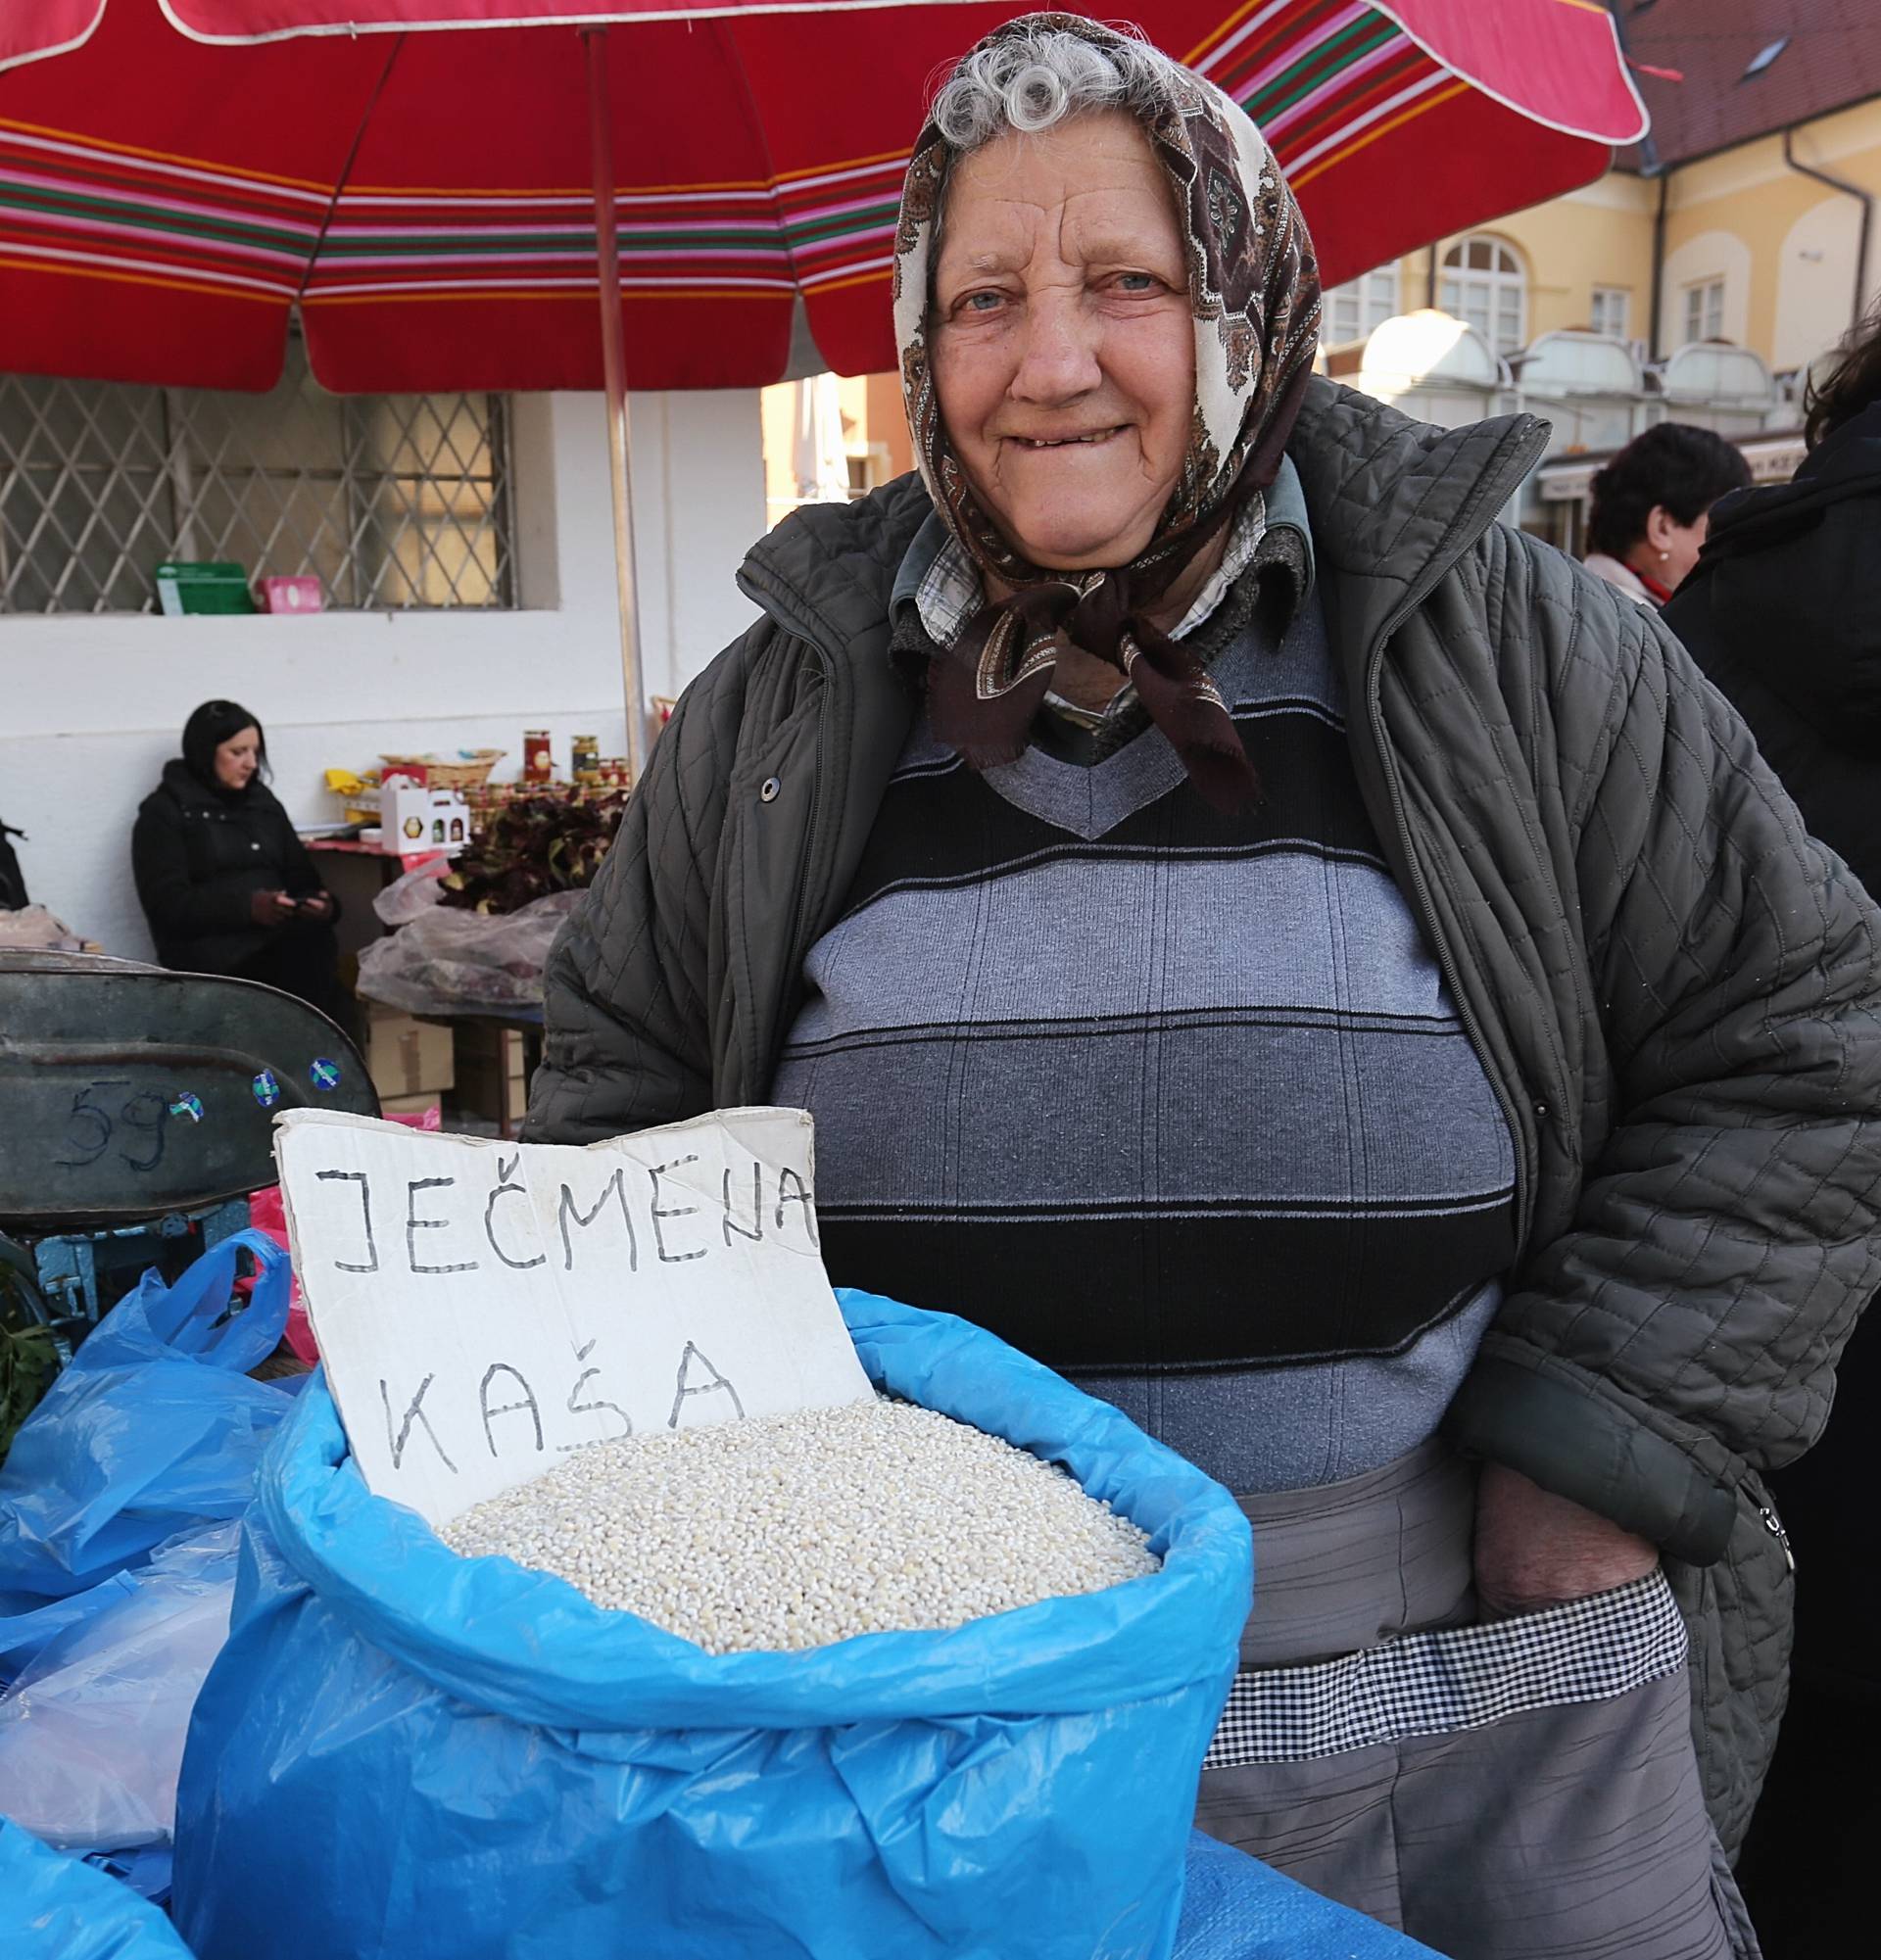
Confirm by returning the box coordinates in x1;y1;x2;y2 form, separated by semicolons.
930;110;1196;571
215;726;262;791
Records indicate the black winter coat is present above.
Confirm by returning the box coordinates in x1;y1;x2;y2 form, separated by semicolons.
1665;402;1881;898
131;760;333;974
1665;403;1881;1698
0;820;26;910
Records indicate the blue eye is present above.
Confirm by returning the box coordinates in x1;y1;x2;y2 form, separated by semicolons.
1115;272;1157;292
963;291;1004;312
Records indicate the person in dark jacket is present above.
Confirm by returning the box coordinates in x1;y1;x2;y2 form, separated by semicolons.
0;819;26;911
131;698;356;1038
1664;300;1881;1959
529;18;1881;1953
1582;421;1752;606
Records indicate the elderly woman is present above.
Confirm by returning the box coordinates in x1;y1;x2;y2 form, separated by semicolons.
528;17;1881;1954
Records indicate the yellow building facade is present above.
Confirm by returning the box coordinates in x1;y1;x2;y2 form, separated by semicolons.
1359;95;1881;387
760;71;1881;535
760;372;912;532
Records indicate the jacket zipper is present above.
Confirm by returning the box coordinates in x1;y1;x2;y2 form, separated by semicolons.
770;639;833;1072
1748;1483;1796;1571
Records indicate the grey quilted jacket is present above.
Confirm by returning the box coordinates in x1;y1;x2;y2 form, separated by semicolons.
528;378;1881;1852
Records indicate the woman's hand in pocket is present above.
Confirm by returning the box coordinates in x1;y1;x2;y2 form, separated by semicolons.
1474;1463;1660;1620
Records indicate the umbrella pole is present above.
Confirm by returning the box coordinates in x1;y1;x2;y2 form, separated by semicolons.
582;27;647;789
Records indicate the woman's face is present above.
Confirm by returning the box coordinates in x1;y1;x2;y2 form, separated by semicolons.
1645;502;1713;592
214;726;262;791
930;110;1196;571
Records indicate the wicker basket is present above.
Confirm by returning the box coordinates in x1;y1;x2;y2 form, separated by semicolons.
379;749;506;791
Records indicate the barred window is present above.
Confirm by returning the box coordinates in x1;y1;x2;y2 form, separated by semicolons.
0;338;514;614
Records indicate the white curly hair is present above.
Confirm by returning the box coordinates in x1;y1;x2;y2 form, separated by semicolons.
927;19;1181;154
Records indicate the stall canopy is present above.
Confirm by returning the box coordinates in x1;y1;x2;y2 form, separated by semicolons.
0;2;1648;395
0;2;1647;782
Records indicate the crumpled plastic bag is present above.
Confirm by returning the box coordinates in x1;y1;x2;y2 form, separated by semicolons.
372;856;450;928
174;1289;1254;1960
0;1228;291;1629
0;1523;237;1852
0;1817;194;1959
355;887;579;1016
0;902;83;952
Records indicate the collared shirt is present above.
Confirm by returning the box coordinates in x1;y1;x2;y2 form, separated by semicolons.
891;456;1317;739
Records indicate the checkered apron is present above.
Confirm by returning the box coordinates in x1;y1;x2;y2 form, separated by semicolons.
1194;1441;1758;1959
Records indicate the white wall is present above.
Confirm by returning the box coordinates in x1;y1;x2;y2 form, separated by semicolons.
1774;195;1868;374
0;388;763;958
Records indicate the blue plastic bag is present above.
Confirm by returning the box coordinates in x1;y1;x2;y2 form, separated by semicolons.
0;1816;195;1959
1173;1831;1444;1959
174;1289;1253;1960
0;1229;290;1634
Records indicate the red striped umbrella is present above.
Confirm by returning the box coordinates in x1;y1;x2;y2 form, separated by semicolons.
2;2;1646;394
0;2;1644;775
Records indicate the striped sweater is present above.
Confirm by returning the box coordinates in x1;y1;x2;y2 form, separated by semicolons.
772;583;1517;1494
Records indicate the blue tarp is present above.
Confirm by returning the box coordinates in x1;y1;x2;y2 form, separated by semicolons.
0;1817;194;1959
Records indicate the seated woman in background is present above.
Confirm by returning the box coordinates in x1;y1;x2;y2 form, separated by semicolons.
1582;420;1751;605
132;698;357;1040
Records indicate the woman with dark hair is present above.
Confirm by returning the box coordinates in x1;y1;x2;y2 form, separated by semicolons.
1664;297;1881;1958
1583;421;1752;604
131;699;355;1036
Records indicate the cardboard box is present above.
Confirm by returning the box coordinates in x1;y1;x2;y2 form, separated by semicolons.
259;574;323;614
378;781;469;855
155;560;255;616
452;1055;529;1129
378;1091;443;1120
363;1005;455;1099
454;1021;529;1077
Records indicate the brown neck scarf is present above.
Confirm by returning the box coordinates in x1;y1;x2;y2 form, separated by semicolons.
893;14;1322;811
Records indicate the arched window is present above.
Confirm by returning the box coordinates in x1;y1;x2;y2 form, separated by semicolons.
1320;261;1401;347
1439;235;1528;357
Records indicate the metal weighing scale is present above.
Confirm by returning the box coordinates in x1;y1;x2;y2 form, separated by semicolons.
0;950;379;1356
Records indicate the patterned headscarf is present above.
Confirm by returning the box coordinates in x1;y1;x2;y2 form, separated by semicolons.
894;15;1322;810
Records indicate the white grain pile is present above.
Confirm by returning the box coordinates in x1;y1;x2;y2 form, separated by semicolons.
438;1396;1159;1653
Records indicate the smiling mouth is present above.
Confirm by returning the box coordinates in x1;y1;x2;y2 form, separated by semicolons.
1009;426;1126;450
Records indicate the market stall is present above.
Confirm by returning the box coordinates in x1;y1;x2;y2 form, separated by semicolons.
0;7;1654;1953
296;732;640;1131
0;988;1441;1956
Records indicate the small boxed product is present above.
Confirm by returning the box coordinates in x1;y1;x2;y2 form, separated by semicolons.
378;780;469;855
154;561;255;616
258;575;323;614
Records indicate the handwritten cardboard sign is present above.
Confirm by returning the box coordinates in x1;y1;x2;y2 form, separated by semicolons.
273;1106;873;1526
